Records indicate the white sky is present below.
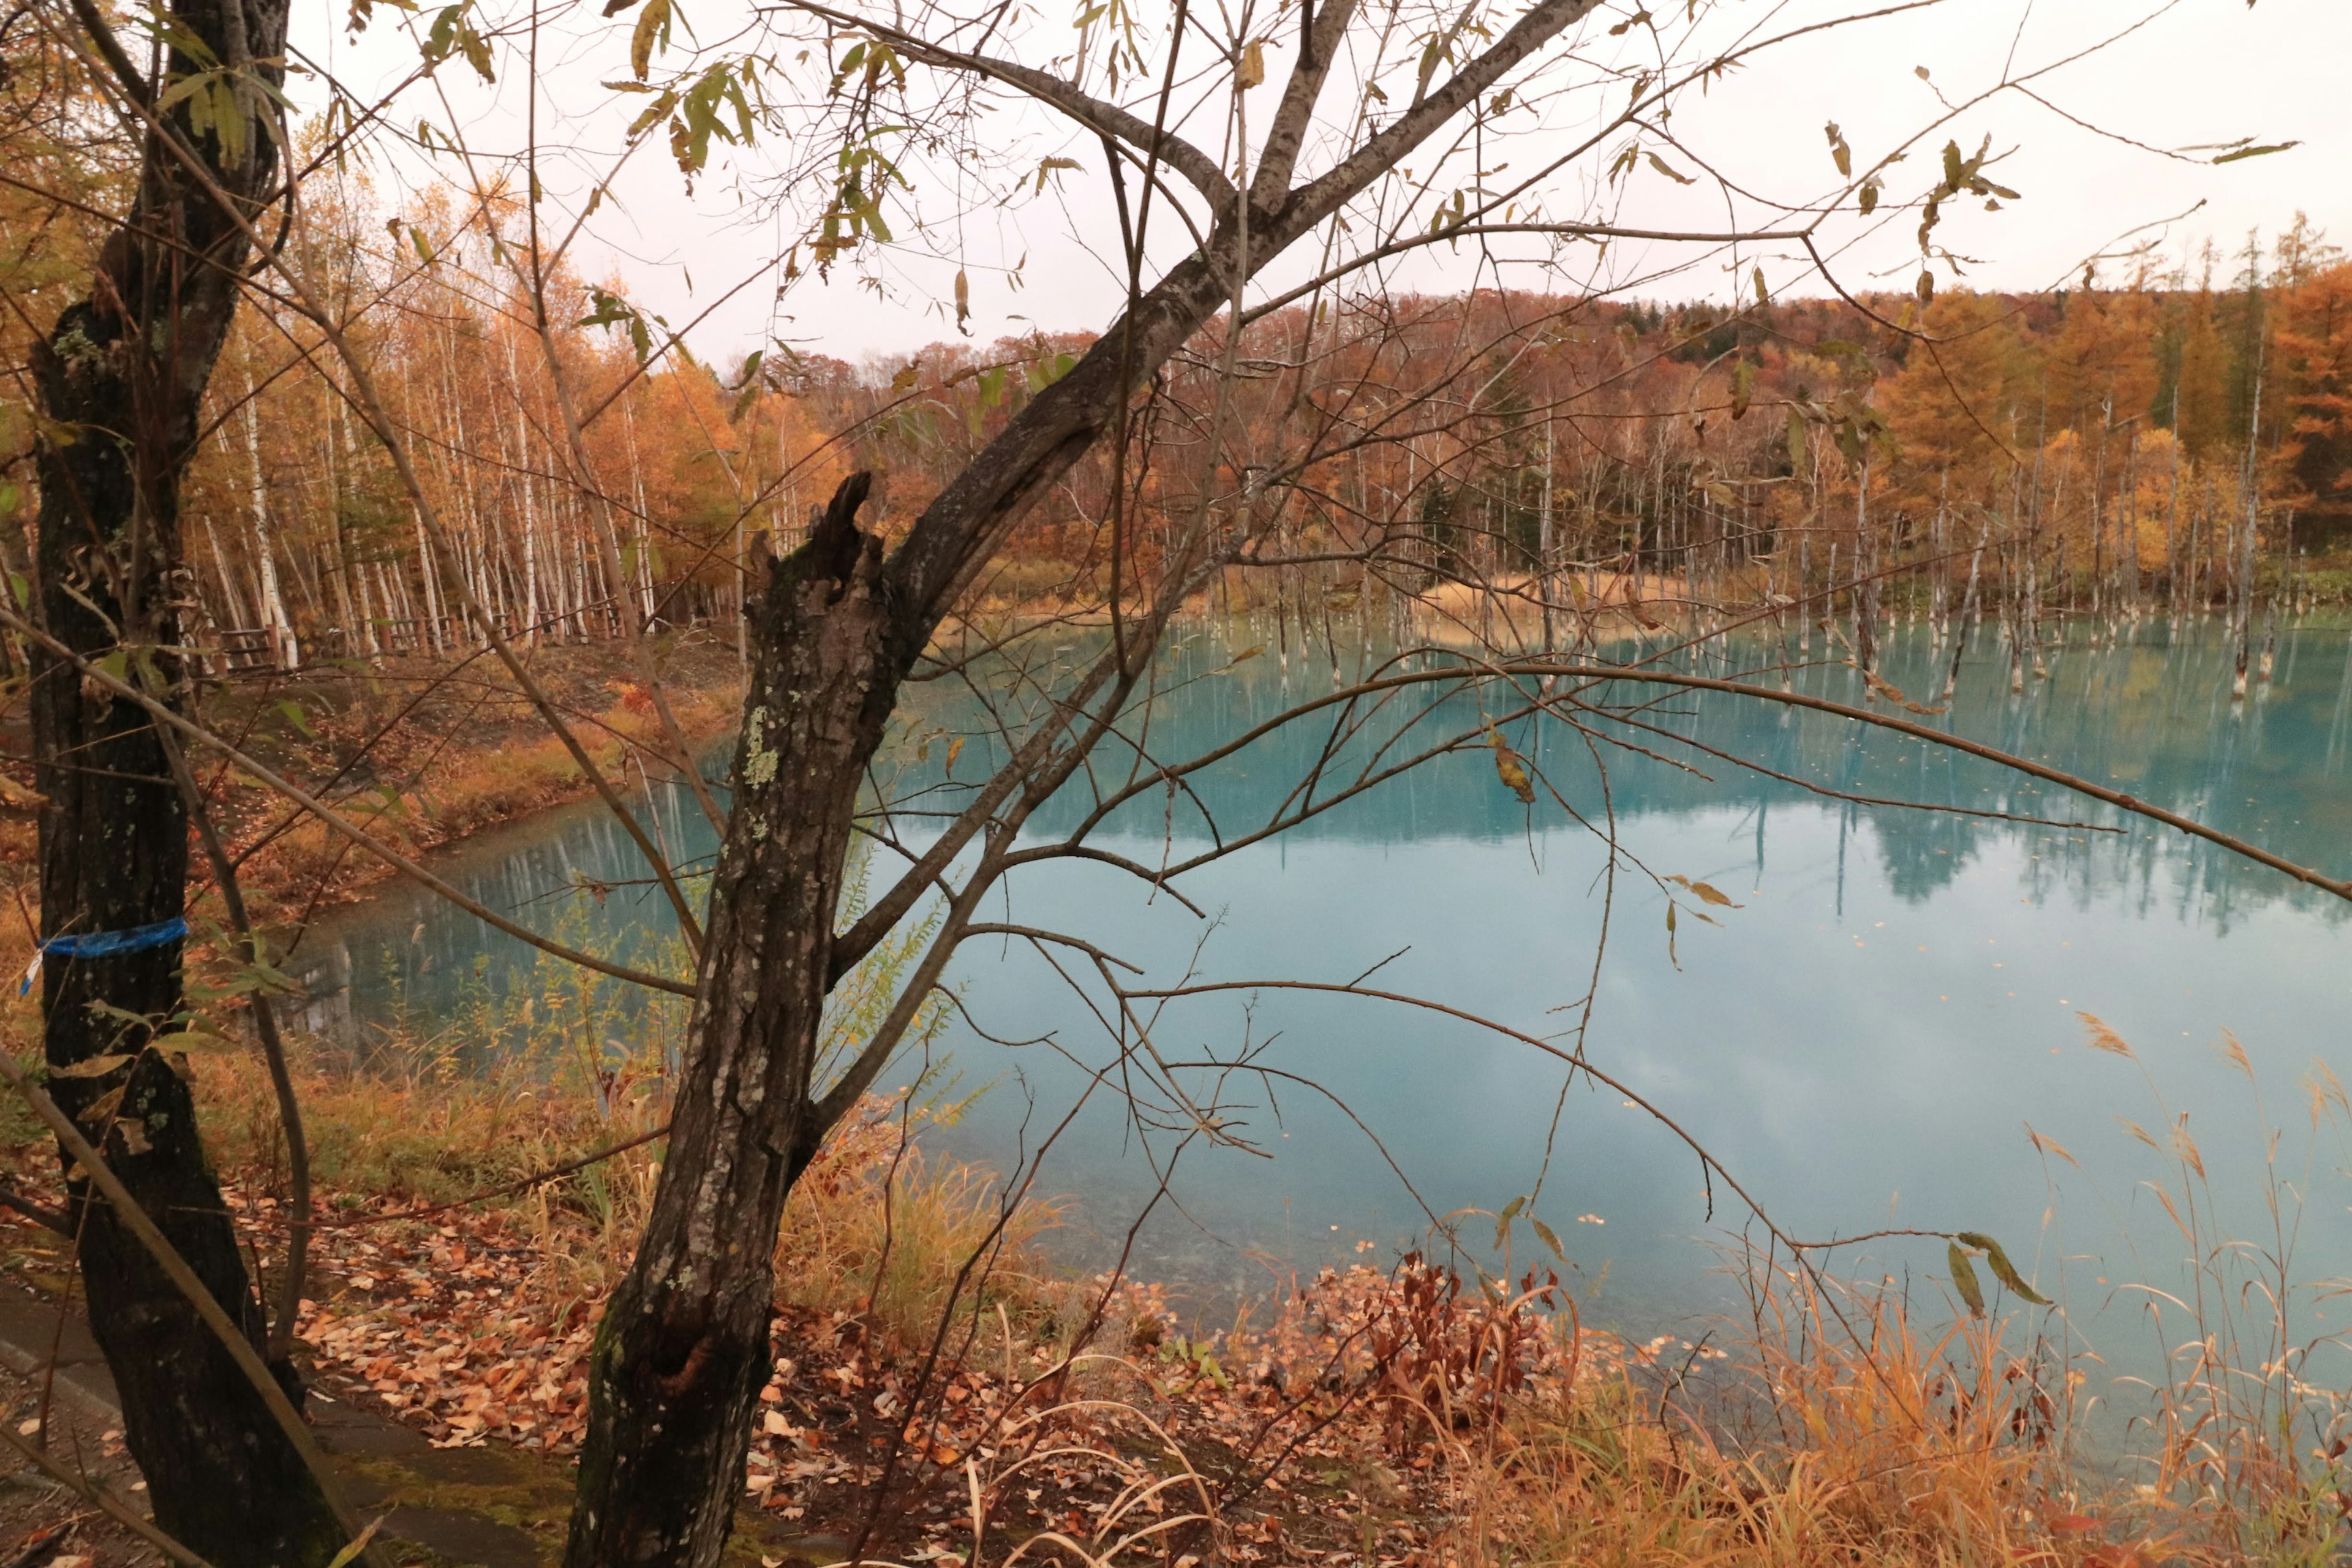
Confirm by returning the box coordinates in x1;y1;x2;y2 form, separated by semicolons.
300;0;2352;363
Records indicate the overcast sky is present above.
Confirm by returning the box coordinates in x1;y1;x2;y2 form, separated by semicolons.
303;0;2351;364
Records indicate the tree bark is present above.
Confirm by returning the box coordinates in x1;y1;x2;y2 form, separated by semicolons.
564;475;893;1568
28;0;343;1561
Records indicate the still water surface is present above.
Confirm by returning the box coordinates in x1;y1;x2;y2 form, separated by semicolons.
292;620;2352;1369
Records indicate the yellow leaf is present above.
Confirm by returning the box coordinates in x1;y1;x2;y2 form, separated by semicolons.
1488;729;1534;804
630;0;671;82
325;1517;387;1568
1664;875;1741;908
1236;39;1265;89
151;1030;236;1055
51;1053;133;1079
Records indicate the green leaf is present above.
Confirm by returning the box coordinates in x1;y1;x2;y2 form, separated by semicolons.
1858;179;1879;216
277;698;314;739
151;1030;236;1055
1948;1242;1986;1318
1954;1232;2049;1305
1494;1194;1524;1248
2211;141;2299;165
1530;1216;1566;1261
1645;150;1695;186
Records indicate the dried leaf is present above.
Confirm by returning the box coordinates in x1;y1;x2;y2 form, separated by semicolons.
2170;1115;2206;1180
2219;1030;2252;1084
1235;39;1265;89
51;1053;134;1079
2025;1123;2081;1170
629;0;670;81
1489;729;1534;805
1645;150;1695;185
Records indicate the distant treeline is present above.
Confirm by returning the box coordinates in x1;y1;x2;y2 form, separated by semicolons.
6;173;2349;674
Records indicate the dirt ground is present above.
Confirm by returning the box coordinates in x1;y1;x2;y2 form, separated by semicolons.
0;1360;158;1568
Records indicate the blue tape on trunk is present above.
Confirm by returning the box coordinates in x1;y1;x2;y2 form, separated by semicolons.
20;916;188;994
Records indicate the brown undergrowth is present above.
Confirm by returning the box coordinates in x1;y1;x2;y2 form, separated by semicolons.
0;632;747;922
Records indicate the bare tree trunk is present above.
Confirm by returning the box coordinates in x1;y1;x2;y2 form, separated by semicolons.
242;378;299;668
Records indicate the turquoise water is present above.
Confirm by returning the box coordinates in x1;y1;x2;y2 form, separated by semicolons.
291;619;2352;1368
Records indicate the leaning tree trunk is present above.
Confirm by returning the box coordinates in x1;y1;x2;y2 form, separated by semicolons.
560;265;1227;1568
26;0;343;1561
564;476;898;1568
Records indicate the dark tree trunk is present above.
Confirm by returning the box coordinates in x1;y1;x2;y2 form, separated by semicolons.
564;477;899;1567
27;0;342;1562
561;266;1227;1567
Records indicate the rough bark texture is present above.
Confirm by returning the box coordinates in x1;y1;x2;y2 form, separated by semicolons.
564;475;897;1568
28;0;344;1561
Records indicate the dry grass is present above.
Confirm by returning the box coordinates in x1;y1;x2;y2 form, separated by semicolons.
1452;1276;2084;1568
175;1033;1052;1354
771;1101;1063;1350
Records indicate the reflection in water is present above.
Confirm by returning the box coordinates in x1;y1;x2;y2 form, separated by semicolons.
292;620;2352;1365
